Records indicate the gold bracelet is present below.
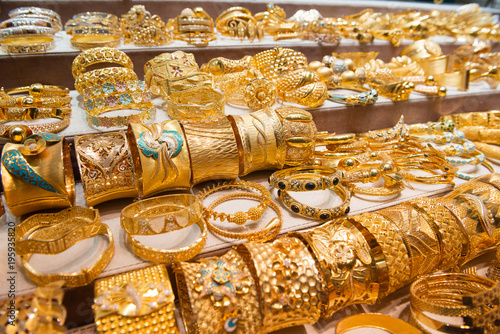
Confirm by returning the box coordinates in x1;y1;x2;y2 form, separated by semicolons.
251;46;308;82
72;47;134;79
65;12;118;34
182;118;240;184
167;7;216;46
74;67;138;96
120;5;172;46
0;107;71;121
487;246;500;282
328;87;379;106
198;180;272;225
9;7;62;28
237;237;322;333
0;116;71;142
87;105;155;129
0;88;72;108
1;134;75;216
229;107;283;175
167;87;225;124
282;81;329;108
0;27;55;54
75;131;138;206
1;16;55;29
127;121;192;198
6;83;69;97
216;7;263;41
174;249;262;334
205;192;282;242
269;166;342;191
337;314;422;334
291;219;380;317
121;194;206;263
93;264;179;334
400;39;443;61
17;207;114;287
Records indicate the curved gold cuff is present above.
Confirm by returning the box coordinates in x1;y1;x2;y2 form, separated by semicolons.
167;87;225;124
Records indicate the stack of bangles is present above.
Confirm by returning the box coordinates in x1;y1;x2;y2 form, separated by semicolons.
410;272;500;334
65;12;121;50
120;194;207;263
72;47;155;128
15;207;114;287
269;166;351;220
198;180;282;242
0;7;61;53
0;83;71;142
167;7;216;46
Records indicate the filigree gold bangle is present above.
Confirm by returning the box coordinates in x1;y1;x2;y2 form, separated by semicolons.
74;67;138;95
75;131;138;206
127;121;192;198
198;180;272;225
93;264;179;334
87;105;155;129
167;87;225;124
251;46;308;82
16;207;114;287
182;118;240;184
120;5;172;46
121;194;206;263
72;47;134;79
1;134;75;216
269;166;342;191
237;237;322;333
174;249;262;334
292;219;379;317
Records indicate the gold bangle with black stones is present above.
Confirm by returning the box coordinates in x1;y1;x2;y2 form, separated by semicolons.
336;314;423;334
167;87;225;124
269;166;342;192
0;116;71;142
277;181;351;221
291;219;380;317
229;107;283;175
348;212;411;297
237;237;322;333
121;194;206;263
72;47;134;79
182;118;239;184
174;249;262;334
93;264;179;334
198;180;272;225
127;121;192;198
205;192;282;242
1;133;75;216
16;207;114;287
75;132;138;206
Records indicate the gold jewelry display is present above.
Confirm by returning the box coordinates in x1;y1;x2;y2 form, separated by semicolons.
127;121;192;198
292;219;379;316
182;118;240;184
120;5;172;46
167;87;225;124
198;180;272;225
16;207;114;287
71;47;134;79
174;249;262;334
93;264;179;334
216;7;264;42
336;314;422;334
75;131;138;206
229;107;284;175
237;237;322;333
1;133;75;216
120;194;206;263
167;7;216;46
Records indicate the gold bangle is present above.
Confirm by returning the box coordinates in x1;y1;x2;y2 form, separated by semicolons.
269;166;342;191
6;83;69;97
0;88;72;108
167;87;225;124
0;116;71;142
349;212;411;297
205;192;282;242
282;82;329;108
237;237;322;333
342;162;406;197
87;105;155;129
120;5;172;46
182;117;240;184
215;7;263;41
198;180;272;225
0;107;71;121
9;7;61;26
17;207;114;287
1;17;54;29
70;29;121;50
72;47;134;79
337;314;422;334
434;70;470;90
417;55;449;75
120;194;206;263
75;131;138;206
251;46;308;82
487;246;500;282
291;219;379;317
74;67;138;95
0;27;55;54
229;107;283;175
400;39;443;61
127;121;192;198
174;249;262;334
1;134;75;216
93;264;179;334
328;87;378;106
167;7;216;46
277;180;351;221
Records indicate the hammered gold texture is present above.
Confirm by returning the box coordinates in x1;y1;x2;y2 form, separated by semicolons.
292;219;379;318
94;264;179;334
173;250;262;334
183;118;239;184
237;237;322;333
251;46;308;82
410;197;468;271
350;212;411;297
378;204;440;279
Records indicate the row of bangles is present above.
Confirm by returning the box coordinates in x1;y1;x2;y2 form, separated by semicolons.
1;3;499;53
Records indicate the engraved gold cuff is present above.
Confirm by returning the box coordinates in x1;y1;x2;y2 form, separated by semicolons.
167;87;225;124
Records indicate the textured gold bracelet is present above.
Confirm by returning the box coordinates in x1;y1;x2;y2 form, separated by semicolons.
174;249;262;333
72;47;134;79
0;116;71;142
167;87;225;124
269;166;342;191
93;264;179;334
